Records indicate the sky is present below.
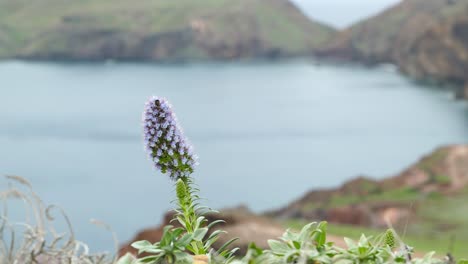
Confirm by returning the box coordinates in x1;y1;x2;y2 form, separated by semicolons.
290;0;401;28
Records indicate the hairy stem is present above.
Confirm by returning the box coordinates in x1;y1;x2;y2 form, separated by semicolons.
175;177;206;255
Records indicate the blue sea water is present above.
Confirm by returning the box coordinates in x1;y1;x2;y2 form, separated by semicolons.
0;60;467;252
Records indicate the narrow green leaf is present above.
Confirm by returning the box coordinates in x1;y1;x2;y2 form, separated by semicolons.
217;237;239;256
207;219;225;229
268;239;290;255
193;227;208;241
131;240;152;250
177;233;193;248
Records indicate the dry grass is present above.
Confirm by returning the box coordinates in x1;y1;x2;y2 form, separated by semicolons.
0;175;116;264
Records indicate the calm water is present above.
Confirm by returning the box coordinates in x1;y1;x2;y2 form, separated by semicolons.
0;60;467;252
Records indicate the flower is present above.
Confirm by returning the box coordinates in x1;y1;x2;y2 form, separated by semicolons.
142;96;198;179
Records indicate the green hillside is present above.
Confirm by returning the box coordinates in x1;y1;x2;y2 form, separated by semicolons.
0;0;335;61
344;0;467;61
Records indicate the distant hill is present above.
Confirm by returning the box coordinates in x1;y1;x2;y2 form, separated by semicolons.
0;0;335;61
318;0;468;98
269;145;468;255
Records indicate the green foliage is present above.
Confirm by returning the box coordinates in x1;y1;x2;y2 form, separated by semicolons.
173;178;238;258
266;221;332;263
230;222;454;264
129;177;238;264
130;226;192;264
384;229;396;249
433;175;451;185
176;178;188;203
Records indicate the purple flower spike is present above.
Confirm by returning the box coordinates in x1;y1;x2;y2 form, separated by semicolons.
142;96;198;179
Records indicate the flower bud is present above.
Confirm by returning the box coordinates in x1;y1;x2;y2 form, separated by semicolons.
385;229;396;249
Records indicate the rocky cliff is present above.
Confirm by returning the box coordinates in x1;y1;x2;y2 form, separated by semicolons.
0;0;335;61
319;0;468;97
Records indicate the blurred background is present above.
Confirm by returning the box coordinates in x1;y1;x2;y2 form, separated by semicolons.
1;0;468;257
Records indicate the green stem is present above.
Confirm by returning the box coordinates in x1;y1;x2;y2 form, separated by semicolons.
176;177;206;255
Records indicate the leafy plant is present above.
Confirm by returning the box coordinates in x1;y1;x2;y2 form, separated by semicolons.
228;222;468;264
173;178;238;259
266;221;333;263
126;97;238;264
124;180;237;264
130;225;192;264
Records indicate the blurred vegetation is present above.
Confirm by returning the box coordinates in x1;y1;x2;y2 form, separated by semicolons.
344;0;468;61
284;188;468;259
0;0;335;60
